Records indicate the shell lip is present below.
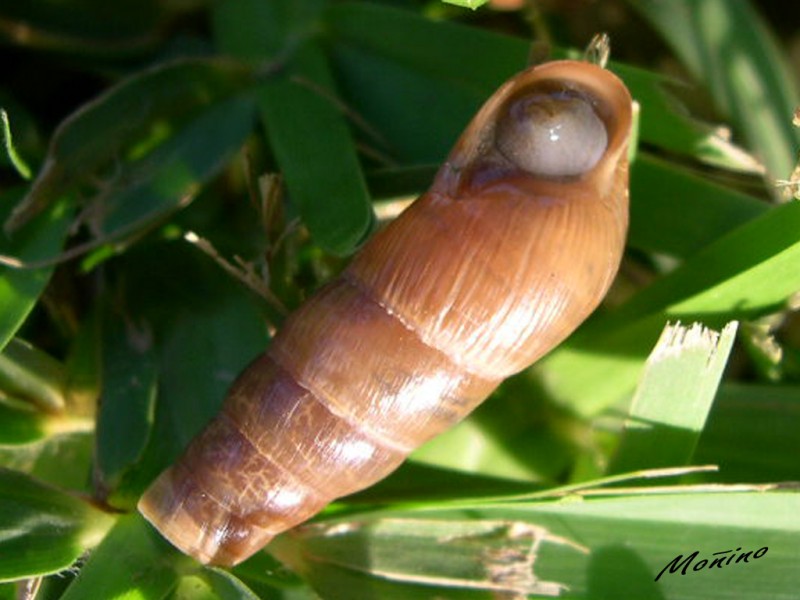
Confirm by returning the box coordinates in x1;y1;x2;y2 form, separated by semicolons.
433;59;633;199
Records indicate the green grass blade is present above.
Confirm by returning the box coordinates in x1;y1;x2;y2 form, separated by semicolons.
539;197;800;415
629;155;767;258
608;322;738;474
230;551;319;599
623;201;800;322
326;2;759;171
695;383;800;483
0;109;32;180
629;0;800;180
273;488;800;599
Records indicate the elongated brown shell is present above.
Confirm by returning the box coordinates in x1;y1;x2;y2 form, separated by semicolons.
138;60;633;566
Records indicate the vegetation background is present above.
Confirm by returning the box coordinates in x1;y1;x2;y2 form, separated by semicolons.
0;0;799;598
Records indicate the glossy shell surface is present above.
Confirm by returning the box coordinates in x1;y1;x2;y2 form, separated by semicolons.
138;59;633;566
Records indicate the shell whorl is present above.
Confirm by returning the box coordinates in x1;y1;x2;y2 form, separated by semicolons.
137;59;633;566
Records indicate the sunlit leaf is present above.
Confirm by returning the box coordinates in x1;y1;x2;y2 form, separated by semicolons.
59;514;184;600
609;322;738;474
0;469;114;582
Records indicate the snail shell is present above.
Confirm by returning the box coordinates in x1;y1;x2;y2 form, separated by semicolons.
138;60;633;566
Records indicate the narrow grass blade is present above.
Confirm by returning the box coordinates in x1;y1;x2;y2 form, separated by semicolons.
272;518;585;599
272;488;800;600
629;0;800;180
608;322;738;474
695;383;800;482
538;198;800;416
326;2;760;170
0;109;31;180
629;155;767;258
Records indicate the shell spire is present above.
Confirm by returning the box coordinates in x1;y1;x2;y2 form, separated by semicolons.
138;59;633;566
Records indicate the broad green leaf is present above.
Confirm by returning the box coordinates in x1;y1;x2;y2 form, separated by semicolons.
329;41;485;165
59;514;186;600
212;0;324;61
255;41;374;255
4;58;255;235
93;303;158;509
273;489;800;600
0;338;66;413
214;0;373;256
0;468;114;582
155;291;269;459
608;322;738;474
0;190;72;353
629;0;800;180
